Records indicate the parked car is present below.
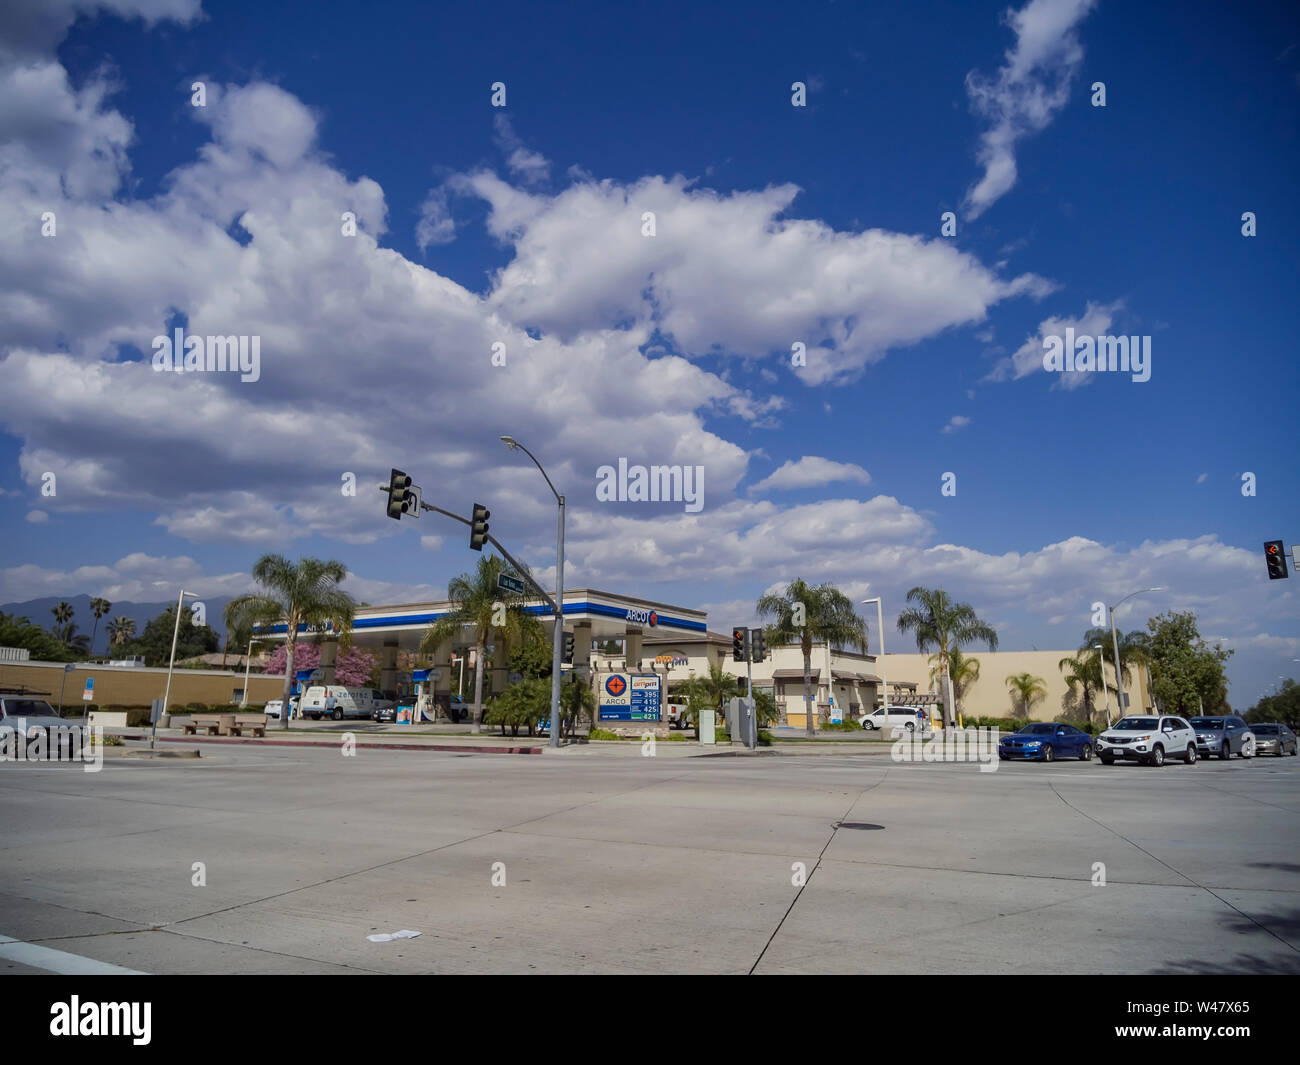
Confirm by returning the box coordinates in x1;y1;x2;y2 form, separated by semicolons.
301;686;394;721
372;704;397;723
665;702;691;729
859;705;931;732
1245;722;1298;757
262;696;299;720
0;696;88;748
1189;715;1255;760
998;722;1093;762
1096;715;1197;766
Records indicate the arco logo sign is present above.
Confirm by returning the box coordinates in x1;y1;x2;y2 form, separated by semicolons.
626;608;658;626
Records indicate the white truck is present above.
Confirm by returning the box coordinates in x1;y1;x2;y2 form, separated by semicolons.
301;685;394;721
665;702;691;729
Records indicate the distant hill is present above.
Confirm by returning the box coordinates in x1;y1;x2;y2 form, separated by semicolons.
2;593;237;656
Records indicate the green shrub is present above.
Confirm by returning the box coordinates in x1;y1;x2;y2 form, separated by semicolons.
758;729;773;746
589;727;620;741
664;732;687;741
820;720;860;732
185;702;209;712
125;709;153;728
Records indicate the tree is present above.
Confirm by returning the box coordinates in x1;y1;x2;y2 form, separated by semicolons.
1080;627;1146;712
106;616;136;647
1142;611;1233;716
50;601;74;642
87;598;112;655
417;555;545;734
0;612;67;660
676;663;742;727
224;556;356;731
115;606;218;666
929;648;981;722
485;677;550;737
221;600;256;671
1005;673;1048;720
58;622;91;657
262;642;376;687
559;673;596;739
757;578;868;735
1245;679;1300;728
898;587;998;727
1058;651;1101;726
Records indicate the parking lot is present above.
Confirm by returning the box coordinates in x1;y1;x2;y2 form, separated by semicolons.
1;746;1297;974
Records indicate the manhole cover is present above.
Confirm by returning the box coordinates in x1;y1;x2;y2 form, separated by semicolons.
835;822;884;830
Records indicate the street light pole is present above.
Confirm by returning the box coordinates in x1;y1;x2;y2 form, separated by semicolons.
156;589;198;748
863;597;886;721
502;437;565;748
1094;644;1112;726
1108;587;1162;720
240;637;264;707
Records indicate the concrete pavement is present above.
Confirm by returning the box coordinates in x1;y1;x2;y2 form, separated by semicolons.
1;744;1296;974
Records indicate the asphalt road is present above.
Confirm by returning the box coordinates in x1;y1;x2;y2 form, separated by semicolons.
1;745;1297;974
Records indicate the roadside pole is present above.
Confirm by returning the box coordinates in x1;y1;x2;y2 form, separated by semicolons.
745;630;755;749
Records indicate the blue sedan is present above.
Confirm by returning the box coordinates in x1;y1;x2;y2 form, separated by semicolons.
998;722;1093;762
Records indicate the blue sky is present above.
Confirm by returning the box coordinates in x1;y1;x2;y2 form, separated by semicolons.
2;0;1298;705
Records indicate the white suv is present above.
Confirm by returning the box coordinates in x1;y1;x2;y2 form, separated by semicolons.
859;705;932;732
1096;715;1197;766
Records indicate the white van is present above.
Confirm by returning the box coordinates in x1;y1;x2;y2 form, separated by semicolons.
301;686;393;721
859;705;933;732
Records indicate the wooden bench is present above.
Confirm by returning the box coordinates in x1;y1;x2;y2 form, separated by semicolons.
183;714;226;736
229;713;268;738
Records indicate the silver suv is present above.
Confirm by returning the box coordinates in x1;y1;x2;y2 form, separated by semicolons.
0;696;87;745
1189;716;1254;760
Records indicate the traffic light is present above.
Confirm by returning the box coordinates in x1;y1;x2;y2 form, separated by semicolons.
563;631;574;664
750;627;766;662
469;503;490;551
386;468;413;520
732;626;747;661
1264;540;1289;580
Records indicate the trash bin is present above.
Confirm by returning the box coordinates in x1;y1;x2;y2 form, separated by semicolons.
699;709;716;745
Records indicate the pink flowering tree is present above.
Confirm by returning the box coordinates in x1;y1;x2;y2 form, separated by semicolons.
263;642;376;687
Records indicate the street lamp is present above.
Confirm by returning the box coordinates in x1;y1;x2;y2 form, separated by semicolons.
156;589;199;747
1094;644;1113;726
1107;587;1162;719
501;436;565;748
240;637;265;708
862;597;887;722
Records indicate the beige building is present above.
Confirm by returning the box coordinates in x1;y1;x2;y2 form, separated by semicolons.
0;657;287;710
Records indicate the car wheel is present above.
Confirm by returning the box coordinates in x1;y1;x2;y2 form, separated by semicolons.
1220;742;1230;760
904;721;915;732
1042;744;1054;763
1238;738;1253;759
332;709;343;721
1184;743;1197;764
862;721;875;731
1080;744;1093;761
1100;755;1114;765
1149;744;1165;767
309;713;319;721
998;752;1008;761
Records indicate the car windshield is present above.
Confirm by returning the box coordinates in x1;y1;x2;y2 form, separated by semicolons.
1189;718;1226;729
2;699;57;717
1113;717;1159;731
1019;723;1055;734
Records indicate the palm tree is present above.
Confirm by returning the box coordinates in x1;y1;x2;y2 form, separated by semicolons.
224;555;356;730
929;648;981;722
1081;627;1147;714
756;578;868;735
107;616;136;646
1059;650;1102;726
87;597;112;655
897;587;999;728
417;555;545;734
1006;672;1048;720
51;601;74;641
677;662;742;728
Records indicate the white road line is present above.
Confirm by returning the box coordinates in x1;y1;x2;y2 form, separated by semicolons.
0;934;147;975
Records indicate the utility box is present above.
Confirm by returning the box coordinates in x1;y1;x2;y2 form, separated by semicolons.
728;697;757;749
698;709;716;745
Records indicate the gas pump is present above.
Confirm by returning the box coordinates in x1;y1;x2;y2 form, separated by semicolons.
411;668;436;724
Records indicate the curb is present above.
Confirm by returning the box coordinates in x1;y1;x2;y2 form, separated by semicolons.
154;736;543;755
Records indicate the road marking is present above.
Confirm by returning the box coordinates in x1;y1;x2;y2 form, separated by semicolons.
0;934;146;975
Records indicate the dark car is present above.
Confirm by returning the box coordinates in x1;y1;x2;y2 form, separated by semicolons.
1246;722;1298;757
998;722;1093;762
372;704;397;723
